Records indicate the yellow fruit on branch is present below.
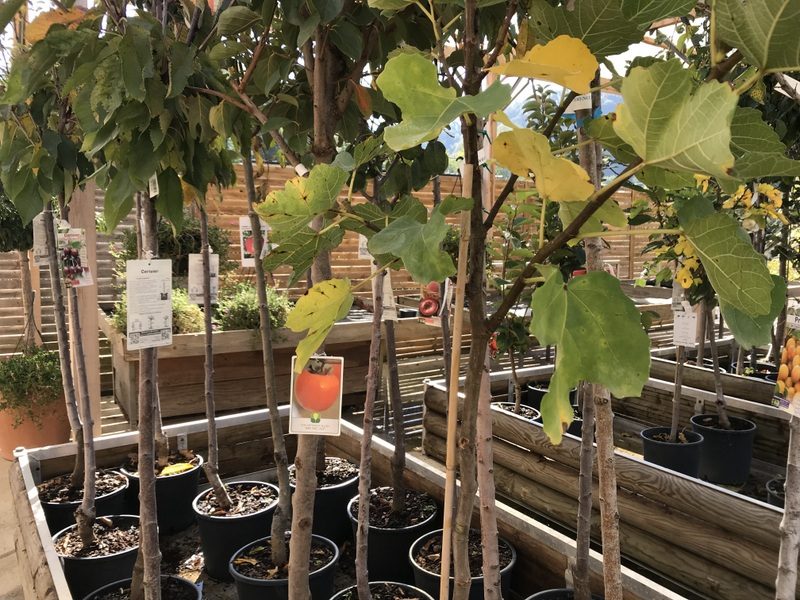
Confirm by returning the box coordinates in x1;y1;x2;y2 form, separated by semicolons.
779;363;790;381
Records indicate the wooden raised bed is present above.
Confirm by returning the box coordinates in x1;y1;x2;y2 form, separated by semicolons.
99;309;463;426
12;409;682;600
422;367;790;600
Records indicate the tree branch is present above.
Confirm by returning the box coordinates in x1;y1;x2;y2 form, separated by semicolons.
336;24;379;116
479;0;517;78
706;49;742;82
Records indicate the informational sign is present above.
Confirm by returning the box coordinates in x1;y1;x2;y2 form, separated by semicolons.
187;253;219;305
419;278;452;327
239;216;269;267
787;298;800;330
673;304;699;347
358;234;371;260
32;213;50;266
383;270;397;322
60;228;94;288
774;332;800;416
289;355;344;436
126;259;172;351
148;174;159;198
566;93;592;113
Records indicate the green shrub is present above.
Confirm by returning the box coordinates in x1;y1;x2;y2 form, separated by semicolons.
117;216;233;277
0;347;62;426
216;283;292;331
111;288;205;335
0;193;33;253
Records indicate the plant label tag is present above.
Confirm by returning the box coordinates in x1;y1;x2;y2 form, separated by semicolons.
239;216;270;267
382;270;397;322
148;175;159;198
32;213;52;266
60;229;94;288
294;163;309;177
673;308;698;347
775;333;800;415
441;278;453;316
358;234;372;260
289;355;343;436
787;298;800;330
126;259;172;351
187;253;219;305
566;94;592;113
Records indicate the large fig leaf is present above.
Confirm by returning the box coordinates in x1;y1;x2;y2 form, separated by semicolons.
530;267;651;444
286;278;354;372
494;129;595;202
621;0;696;28
614;60;738;179
488;35;598;94
678;200;773;316
720;275;787;349
376;53;511;151
716;0;800;73
263;228;345;286
729;107;800;179
558;199;627;236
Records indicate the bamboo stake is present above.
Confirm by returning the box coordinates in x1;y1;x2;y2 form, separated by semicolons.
439;164;473;600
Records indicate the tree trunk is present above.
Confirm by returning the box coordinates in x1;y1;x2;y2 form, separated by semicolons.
696;300;707;367
669;283;686;442
384;319;406;514
775;414;800;599
130;196;162;600
288;435;317;600
42;206;85;488
242;147;292;564
199;206;231;509
572;383;594;600
707;304;731;429
773;227;789;361
510;347;522;413
19;250;36;348
355;270;384;600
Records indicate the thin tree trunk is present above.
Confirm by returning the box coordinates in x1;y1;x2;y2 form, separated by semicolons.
697;300;707;366
199;206;231;508
19;250;36;348
707;304;731;429
356;270;384;600
572;382;594;600
384;319;406;514
775;414;800;599
773;227;789;361
510;346;522;413
736;345;745;375
288;435;317;600
42;205;85;488
242;147;291;563
130;196;162;600
670;346;686;441
69;286;96;547
476;346;501;600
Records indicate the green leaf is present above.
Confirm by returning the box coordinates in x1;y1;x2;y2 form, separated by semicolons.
716;0;800;73
286;278;354;372
377;53;511;151
637;168;696;190
310;0;344;22
368;0;413;9
119;26;154;102
720;275;787;349
297;13;320;47
530;267;650;444
104;171;135;231
558;199;626;236
0;0;25;33
728;107;800;179
528;0;642;58
167;42;196;98
621;0;696;28
155;168;184;230
614;59;738;179
263;228;345;285
217;6;262;35
330;20;362;60
678;200;773;316
586;115;638;163
353;135;385;167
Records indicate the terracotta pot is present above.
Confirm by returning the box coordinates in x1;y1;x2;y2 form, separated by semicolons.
0;393;70;460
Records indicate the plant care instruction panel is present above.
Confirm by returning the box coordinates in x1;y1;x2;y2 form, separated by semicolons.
126;259;172;351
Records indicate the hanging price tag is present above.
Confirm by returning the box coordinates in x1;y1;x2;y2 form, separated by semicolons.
60;228;94;288
148;175;159;198
239;216;270;267
382;270;397;322
673;308;698;347
787;298;800;330
32;213;51;266
126;259;172;351
187;253;219;305
358;234;372;260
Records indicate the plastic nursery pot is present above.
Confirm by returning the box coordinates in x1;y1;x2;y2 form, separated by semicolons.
524;589;603;599
229;534;340;600
690;414;757;486
490;401;542;423
526;383;577;411
121;455;203;534
409;528;517;600
192;481;279;581
640;427;705;478
82;575;201;600
289;462;359;545
346;489;440;583
766;477;786;508
330;581;436;600
730;361;778;380
42;471;129;535
54;515;139;600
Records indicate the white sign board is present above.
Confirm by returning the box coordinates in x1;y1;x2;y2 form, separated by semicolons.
382;270;397;322
787;298;800;330
673;308;699;347
239;216;269;267
289;355;343;436
60;228;94;288
358;234;371;260
188;253;219;305
566;94;592;113
126;259;172;351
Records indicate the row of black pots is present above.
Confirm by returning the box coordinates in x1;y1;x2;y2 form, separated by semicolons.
83;576;201;600
641;414;757;485
493;401;584;438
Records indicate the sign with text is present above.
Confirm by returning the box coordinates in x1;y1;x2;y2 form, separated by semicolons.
187;253;219;305
289;355;344;436
126;259;172;351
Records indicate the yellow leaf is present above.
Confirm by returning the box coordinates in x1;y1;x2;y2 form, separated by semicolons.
26;8;86;44
181;179;200;205
160;462;194;476
494;129;595;202
488;35;598;94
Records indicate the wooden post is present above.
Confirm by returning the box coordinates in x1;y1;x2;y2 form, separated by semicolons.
29;251;42;343
68;182;102;436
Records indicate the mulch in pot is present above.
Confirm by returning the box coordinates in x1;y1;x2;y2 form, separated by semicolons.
289;456;358;487
414;530;512;577
496;404;540;421
124;451;200;477
90;577;196;600
650;430;692;443
54;518;139;558
194;483;278;517
336;582;428;600
350;488;438;529
38;471;127;503
231;534;335;580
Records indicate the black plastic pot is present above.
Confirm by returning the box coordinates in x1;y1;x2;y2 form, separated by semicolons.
330;581;435;600
491;401;542;423
193;481;279;581
524;589;603;599
409;529;516;600
526;383;577;410
398;308;418;318
82;575;200;600
690;414;757;486
346;489;440;583
54;515;139;600
767;477;785;508
701;358;727;373
42;472;129;535
121;455;203;534
640;427;705;477
229;534;339;600
730;361;778;380
290;464;358;545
